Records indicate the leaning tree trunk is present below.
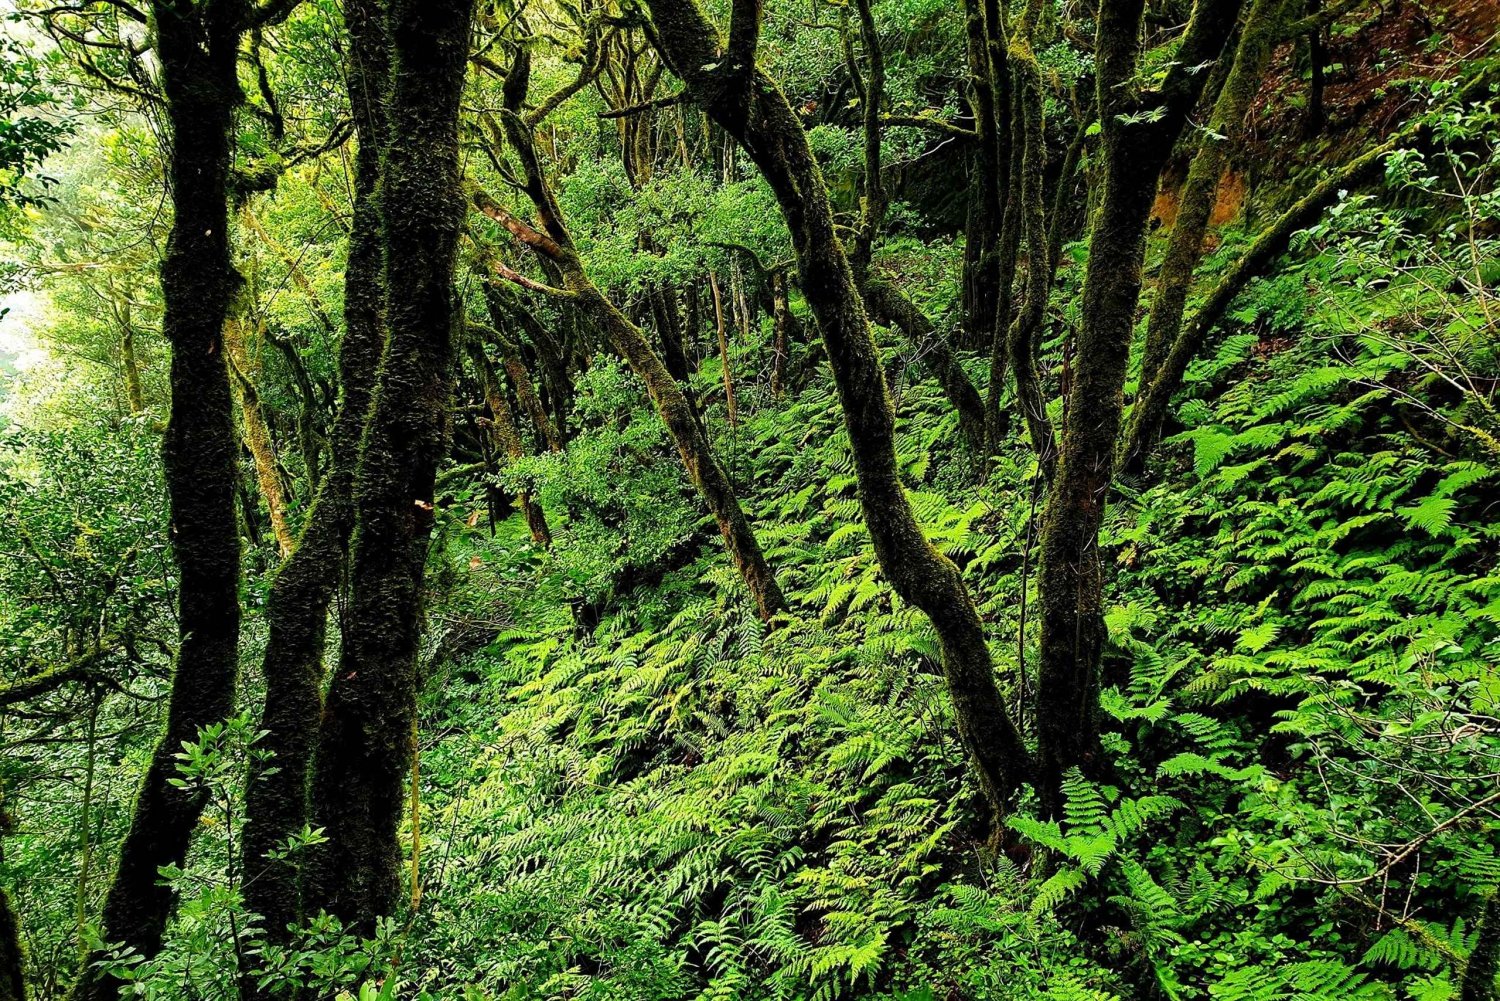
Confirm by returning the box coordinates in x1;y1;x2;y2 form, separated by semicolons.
307;0;476;931
1033;0;1241;812
470;48;786;623
74;4;246;998
644;0;1030;823
1123;0;1288;475
238;0;388;955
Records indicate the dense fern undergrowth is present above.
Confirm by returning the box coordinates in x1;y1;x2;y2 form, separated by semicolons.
6;153;1499;1001
355;171;1496;998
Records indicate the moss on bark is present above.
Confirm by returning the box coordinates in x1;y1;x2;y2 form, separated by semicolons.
74;4;247;997
646;0;1030;822
307;0;476;931
1033;0;1243;811
239;0;389;956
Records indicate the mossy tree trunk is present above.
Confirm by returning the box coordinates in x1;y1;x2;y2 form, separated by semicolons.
1120;0;1289;475
961;0;1009;356
770;271;789;399
73;3;254;996
467;340;552;546
645;0;1031;822
1;793;24;1001
471;47;786;623
239;0;389;955
1462;885;1500;1001
1006;12;1059;476
306;0;476;931
1033;0;1242;811
226;314;297;558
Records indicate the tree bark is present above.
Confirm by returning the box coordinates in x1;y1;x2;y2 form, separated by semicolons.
961;0;1008;354
73;4;247;997
226;316;297;557
1462;885;1500;1001
1126;0;1288;473
307;0;476;932
709;271;738;429
468;341;551;546
644;0;1031;822
239;0;389;955
0;793;24;1001
1033;0;1241;811
1006;23;1059;475
119;305;144;415
770;271;789;399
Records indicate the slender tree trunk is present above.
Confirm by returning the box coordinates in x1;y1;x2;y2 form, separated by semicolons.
1033;0;1240;811
307;0;476;930
645;0;1030;823
862;278;987;456
73;5;247;998
468;342;551;546
474;191;786;621
1126;0;1287;473
226;317;297;557
710;271;738;428
770;272;789;399
120;309;144;415
473;317;561;454
654;284;696;388
1007;30;1059;475
472;52;785;622
239;0;389;954
961;0;1007;354
478;277;573;444
1305;0;1327;135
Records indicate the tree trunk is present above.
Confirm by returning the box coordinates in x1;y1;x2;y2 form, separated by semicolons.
862;278;987;456
226;317;297;557
1033;0;1241;811
0;793;24;1001
468;342;551;546
307;0;476;932
239;0;388;955
1462;885;1500;1001
710;271;738;428
654;284;696;389
770;272;789;399
119;308;144;415
1006;31;1059;475
645;0;1031;823
75;5;246;999
961;0;1007;354
472;53;786;623
1127;0;1288;474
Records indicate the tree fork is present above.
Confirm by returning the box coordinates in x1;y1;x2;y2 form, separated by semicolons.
239;0;389;958
307;0;477;931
